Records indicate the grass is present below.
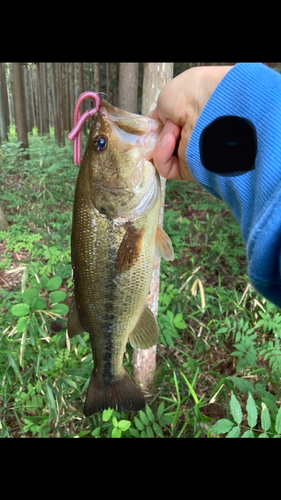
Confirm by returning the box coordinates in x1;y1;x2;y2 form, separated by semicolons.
1;131;281;438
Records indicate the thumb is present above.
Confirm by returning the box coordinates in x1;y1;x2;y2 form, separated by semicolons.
153;120;182;180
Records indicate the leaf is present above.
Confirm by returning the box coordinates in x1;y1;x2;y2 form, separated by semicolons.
102;408;113;422
16;316;30;333
91;427;101;437
134;416;144;431
153;422;164;438
146;425;154;438
174;313;187;329
40;275;49;288
23;288;39;307
45;275;62;291
275;407;281;435
49;290;67;303
246;392;258;428
230;392;242;425
61;377;77;389
258;432;269;438
226;425;241;438
46;384;56;417
212;419;234;434
145;405;155;422
118;420;131;432
129;428;140;438
111;428;122;438
261;403;271;432
11;303;30;317
139;410;149;426
6;353;22;383
241;429;255;438
34;297;47;310
157;402;165;419
51;303;69;316
228;376;255;394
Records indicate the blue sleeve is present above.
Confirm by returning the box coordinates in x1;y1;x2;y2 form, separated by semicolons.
186;63;281;307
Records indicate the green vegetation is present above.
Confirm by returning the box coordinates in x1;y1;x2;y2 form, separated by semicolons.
1;131;281;438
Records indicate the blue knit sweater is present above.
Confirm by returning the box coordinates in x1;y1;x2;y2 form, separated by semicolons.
186;63;281;307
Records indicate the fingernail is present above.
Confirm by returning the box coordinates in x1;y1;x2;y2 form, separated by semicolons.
158;133;170;149
158;119;177;149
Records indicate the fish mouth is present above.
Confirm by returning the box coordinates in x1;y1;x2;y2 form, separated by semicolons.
99;100;163;159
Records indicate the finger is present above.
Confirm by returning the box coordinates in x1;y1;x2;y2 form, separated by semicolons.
153;132;182;180
149;108;160;121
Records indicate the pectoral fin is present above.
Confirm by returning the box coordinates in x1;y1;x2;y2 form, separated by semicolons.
155;225;174;261
115;223;144;273
67;298;85;338
129;303;158;349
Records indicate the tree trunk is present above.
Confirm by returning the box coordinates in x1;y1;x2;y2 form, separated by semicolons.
0;203;8;230
69;63;76;129
50;63;63;146
132;63;174;392
43;63;49;133
93;63;100;92
37;63;49;134
78;63;86;134
118;63;139;113
58;63;65;146
29;65;38;129
23;65;32;133
12;63;29;156
110;63;119;106
65;63;71;132
0;63;9;142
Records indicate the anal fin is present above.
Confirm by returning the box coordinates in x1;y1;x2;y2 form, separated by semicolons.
67;298;85;338
129;303;158;349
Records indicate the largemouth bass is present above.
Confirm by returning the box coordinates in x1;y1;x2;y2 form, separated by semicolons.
68;100;174;416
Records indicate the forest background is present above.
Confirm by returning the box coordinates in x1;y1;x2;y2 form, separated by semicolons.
1;62;281;438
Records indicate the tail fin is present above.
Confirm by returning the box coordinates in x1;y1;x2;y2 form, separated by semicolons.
84;369;145;417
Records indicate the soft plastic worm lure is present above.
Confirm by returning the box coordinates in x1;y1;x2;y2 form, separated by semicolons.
67;91;100;165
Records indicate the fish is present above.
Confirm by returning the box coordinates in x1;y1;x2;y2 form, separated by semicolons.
67;100;174;416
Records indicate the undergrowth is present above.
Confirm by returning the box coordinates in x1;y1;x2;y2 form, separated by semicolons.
1;131;281;438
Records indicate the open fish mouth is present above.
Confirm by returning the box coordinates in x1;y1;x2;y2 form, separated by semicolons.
99;100;163;160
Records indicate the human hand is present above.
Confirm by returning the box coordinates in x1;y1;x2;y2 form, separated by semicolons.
150;65;233;181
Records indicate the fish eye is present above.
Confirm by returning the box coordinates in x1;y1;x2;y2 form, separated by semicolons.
93;135;107;152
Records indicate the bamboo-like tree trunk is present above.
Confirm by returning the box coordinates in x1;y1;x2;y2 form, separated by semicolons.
132;63;174;392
